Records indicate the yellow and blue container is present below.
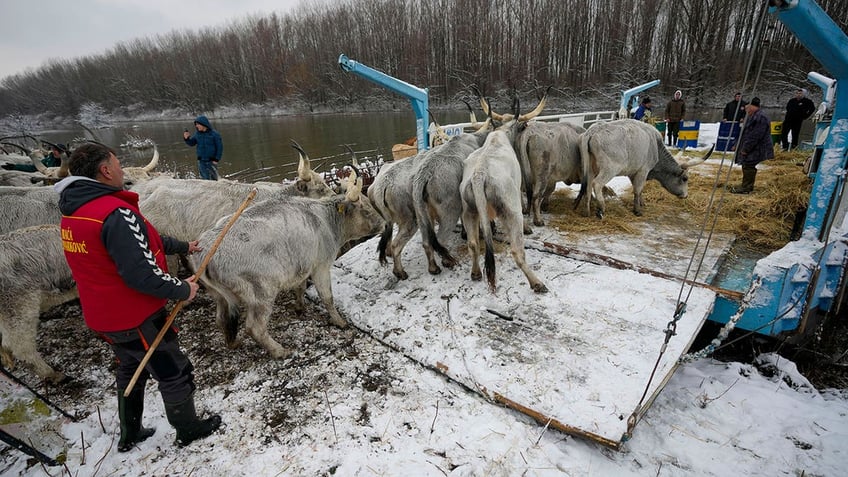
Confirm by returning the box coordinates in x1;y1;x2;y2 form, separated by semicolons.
676;120;700;148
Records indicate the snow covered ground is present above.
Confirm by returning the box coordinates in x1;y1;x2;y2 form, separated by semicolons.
3;122;848;476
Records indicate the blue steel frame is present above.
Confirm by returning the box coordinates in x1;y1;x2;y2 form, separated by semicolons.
709;0;848;336
338;54;430;152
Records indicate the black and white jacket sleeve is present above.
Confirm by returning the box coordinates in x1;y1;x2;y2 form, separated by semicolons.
101;208;191;301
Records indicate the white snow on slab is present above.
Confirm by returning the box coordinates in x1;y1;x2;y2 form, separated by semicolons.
332;231;717;446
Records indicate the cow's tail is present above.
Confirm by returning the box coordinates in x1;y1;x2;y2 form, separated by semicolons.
472;175;497;292
372;186;394;265
196;266;241;348
376;222;393;265
517;130;534;213
576;132;593;216
412;174;455;264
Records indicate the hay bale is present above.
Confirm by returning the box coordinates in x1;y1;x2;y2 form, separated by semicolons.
545;149;811;254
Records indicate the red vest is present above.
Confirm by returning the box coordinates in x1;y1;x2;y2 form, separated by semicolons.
61;191;170;332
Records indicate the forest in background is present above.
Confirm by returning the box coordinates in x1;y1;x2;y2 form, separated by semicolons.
1;0;846;119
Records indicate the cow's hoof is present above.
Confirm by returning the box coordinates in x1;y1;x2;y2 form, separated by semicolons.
330;317;349;329
471;271;482;281
633;210;643;217
533;219;544;227
270;347;293;360
46;372;69;385
393;270;409;280
441;257;457;269
428;265;442;275
225;338;243;350
532;283;549;294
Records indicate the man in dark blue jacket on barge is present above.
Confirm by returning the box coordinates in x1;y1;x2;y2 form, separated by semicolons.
183;115;223;180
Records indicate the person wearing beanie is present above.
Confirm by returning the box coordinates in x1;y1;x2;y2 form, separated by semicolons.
664;90;686;147
780;88;816;151
730;97;774;194
632;97;653;122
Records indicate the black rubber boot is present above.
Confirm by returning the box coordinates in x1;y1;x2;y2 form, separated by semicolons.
730;166;757;194
117;389;155;452
164;393;222;447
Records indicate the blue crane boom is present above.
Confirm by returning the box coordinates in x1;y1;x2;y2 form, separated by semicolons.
338;54;430;152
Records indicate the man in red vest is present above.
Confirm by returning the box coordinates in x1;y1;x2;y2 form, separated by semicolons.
55;143;221;452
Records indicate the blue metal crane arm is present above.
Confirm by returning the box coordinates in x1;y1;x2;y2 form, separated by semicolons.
339;54;430;152
618;80;661;118
770;0;848;238
770;0;848;79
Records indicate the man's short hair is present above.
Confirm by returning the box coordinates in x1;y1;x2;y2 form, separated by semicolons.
69;143;117;179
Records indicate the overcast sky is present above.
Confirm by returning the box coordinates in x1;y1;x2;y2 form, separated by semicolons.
0;0;306;80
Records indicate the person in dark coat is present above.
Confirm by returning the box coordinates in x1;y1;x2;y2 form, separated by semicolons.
664;90;686;146
730;97;774;194
780;88;816;151
55;143;222;451
722;93;748;123
183;115;223;180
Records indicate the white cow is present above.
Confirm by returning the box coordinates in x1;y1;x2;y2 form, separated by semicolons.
0;225;77;383
460;105;548;294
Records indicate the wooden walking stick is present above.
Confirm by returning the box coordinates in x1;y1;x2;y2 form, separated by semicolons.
123;188;257;397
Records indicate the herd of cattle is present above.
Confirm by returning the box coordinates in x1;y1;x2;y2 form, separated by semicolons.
0;97;715;384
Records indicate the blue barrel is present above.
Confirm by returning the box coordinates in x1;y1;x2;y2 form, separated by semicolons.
716;122;742;152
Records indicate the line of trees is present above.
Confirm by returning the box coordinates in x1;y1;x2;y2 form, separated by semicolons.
1;0;846;118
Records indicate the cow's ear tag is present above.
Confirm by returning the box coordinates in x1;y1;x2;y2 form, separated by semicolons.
337;203;346;214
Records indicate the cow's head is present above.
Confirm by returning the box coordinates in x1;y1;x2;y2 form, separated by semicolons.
291;139;335;198
338;170;385;242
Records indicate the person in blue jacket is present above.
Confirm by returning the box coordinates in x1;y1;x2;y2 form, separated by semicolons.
182;115;223;180
632;97;653;122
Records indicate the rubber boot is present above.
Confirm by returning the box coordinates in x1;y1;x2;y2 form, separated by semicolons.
730;166;757;194
117;389;155;452
164;393;222;447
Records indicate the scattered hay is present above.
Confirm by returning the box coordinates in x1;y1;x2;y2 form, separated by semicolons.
546;149;812;254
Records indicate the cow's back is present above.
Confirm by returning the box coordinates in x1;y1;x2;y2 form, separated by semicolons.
585;119;659;177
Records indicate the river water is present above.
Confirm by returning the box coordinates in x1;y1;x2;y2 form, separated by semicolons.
36;107;812;182
38;111;470;182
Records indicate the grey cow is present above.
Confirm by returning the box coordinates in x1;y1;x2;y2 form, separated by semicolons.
515;121;585;226
0;186;60;235
367;153;424;280
411;123;493;276
461;114;548;294
577;119;713;218
0;225;77;383
138;140;335;243
194;172;384;359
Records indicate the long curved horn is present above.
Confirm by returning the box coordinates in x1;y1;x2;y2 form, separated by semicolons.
0;141;30;155
428;110;450;144
345;169;361;201
29;149;47;174
343;144;360;167
462;100;481;128
291;139;313;182
517;86;551;121
57;153;70;178
473;85;507;121
141;146;160;172
680;144;715;169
